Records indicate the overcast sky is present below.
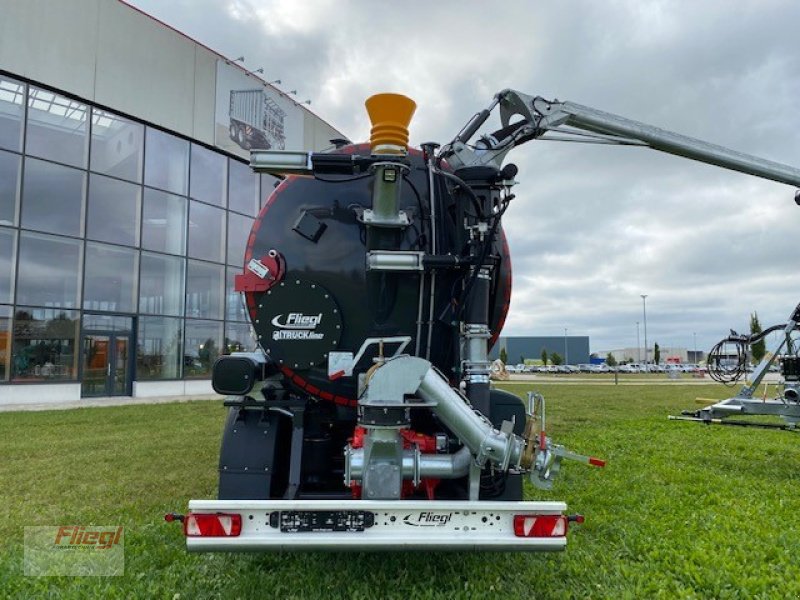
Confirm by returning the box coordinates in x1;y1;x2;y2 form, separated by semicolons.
129;0;800;355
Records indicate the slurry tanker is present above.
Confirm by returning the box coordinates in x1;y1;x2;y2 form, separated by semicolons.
167;89;800;552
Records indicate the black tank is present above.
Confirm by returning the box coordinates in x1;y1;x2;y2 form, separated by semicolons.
240;143;512;404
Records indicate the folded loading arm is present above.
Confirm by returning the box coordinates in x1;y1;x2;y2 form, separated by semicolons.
445;89;800;190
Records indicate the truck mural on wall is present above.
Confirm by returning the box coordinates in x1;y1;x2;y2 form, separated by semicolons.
228;89;286;151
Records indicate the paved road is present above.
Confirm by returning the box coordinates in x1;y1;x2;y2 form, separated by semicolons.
499;373;783;386
0;394;223;413
2;372;782;411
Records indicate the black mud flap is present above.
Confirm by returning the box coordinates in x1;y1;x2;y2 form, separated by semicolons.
218;405;282;500
482;388;526;501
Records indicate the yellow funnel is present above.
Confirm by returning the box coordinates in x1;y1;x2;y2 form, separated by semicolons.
365;93;417;154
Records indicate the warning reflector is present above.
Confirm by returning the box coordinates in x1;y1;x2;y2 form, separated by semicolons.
184;513;242;537
513;514;568;538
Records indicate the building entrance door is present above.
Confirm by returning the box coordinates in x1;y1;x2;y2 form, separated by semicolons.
81;331;133;397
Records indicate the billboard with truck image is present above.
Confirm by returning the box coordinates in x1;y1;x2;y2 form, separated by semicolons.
214;61;303;160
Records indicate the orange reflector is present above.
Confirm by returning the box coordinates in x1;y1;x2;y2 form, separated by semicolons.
184;513;242;537
513;514;568;538
365;93;417;154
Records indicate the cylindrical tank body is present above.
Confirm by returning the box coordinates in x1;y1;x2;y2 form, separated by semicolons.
242;144;511;404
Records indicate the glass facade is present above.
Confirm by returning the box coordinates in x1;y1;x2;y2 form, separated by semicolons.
1;75;267;388
184;319;222;379
83;242;138;313
0;76;25;152
12;306;80;381
0;227;15;304
86;174;140;247
26;87;88;168
0;305;10;381
137;316;181;380
0;149;20;225
21;158;86;236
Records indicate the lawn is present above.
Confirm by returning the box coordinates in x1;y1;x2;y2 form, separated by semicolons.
1;383;799;599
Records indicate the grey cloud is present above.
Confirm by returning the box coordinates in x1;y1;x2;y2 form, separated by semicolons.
129;0;800;352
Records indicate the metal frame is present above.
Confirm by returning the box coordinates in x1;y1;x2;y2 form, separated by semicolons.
671;303;800;429
186;499;568;552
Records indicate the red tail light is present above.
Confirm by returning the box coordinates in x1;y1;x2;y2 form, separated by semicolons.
513;514;567;538
184;513;242;537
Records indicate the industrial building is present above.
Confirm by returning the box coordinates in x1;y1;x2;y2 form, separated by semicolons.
0;1;343;405
490;336;591;365
598;347;704;365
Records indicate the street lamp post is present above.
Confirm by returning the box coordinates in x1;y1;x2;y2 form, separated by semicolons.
641;294;648;372
693;332;697;364
636;321;640;363
564;328;568;366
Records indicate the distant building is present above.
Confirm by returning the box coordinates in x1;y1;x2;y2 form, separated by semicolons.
491;336;590;365
596;347;704;364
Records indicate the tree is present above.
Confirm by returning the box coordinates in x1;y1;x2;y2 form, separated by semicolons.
551;352;563;366
750;312;766;363
541;348;548;366
606;353;617;367
654;342;660;365
499;347;508;365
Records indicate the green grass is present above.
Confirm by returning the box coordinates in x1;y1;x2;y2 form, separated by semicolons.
1;384;800;598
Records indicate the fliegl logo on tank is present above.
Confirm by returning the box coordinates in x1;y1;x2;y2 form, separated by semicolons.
271;312;325;341
402;512;453;527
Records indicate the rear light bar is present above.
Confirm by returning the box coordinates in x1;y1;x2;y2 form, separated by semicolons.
513;514;568;538
184;513;242;537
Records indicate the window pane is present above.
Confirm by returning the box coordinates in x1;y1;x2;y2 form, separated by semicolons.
0;305;10;381
11;306;79;381
21;158;85;237
137;316;182;380
26;87;88;168
227;212;253;266
0;228;16;305
190;144;226;206
86;174;140;247
83;243;138;313
186;260;223;319
184;319;222;379
0;76;24;152
188;200;225;263
139;252;185;316
141;188;186;255
0;149;21;225
83;314;133;332
225;266;248;322
144;128;188;195
260;173;280;209
229;159;259;216
90;108;144;183
225;322;256;354
16;231;82;308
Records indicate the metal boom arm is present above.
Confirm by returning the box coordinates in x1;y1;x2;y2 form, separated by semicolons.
445;89;800;190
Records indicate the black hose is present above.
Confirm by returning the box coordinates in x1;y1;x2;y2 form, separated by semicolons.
706;323;800;385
